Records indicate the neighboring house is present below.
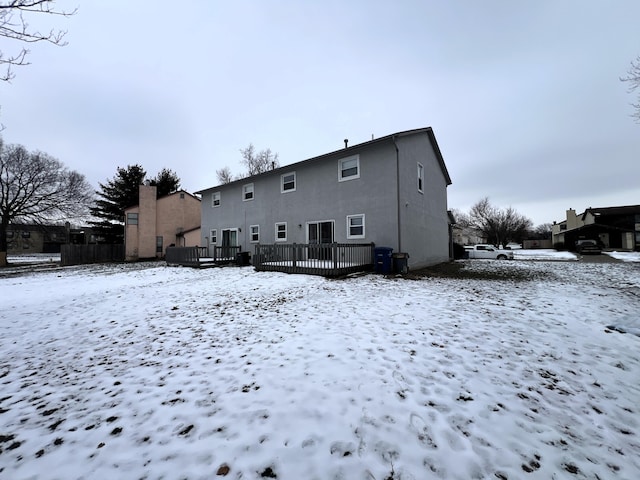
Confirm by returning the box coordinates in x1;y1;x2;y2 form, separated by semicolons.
196;127;453;270
451;224;486;246
551;205;640;251
124;186;201;261
6;223;98;254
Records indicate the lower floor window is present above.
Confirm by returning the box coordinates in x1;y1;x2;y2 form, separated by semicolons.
250;225;260;243
347;214;365;239
156;236;163;254
275;222;287;242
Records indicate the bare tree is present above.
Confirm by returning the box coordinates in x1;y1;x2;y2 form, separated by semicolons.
0;137;93;265
449;208;471;228
0;0;76;82
240;143;279;176
467;197;532;246
215;144;280;184
532;223;552;239
621;56;640;123
216;166;233;184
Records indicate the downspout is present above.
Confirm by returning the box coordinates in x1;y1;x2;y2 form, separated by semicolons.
392;135;401;252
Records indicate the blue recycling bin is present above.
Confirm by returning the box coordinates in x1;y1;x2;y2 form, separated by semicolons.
374;247;393;274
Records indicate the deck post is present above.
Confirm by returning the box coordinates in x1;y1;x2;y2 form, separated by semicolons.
292;243;297;268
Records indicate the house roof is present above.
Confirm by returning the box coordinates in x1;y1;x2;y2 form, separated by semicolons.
124;189;201;212
195;127;452;194
157;190;201;202
584;205;640;217
554;204;640;224
176;226;201;236
561;223;634;234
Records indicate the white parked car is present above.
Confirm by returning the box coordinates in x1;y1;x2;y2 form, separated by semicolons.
505;243;523;250
464;244;514;260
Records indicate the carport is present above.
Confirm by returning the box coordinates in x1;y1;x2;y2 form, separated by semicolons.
562;224;634;251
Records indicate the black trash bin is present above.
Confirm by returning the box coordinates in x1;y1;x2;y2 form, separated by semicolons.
236;251;251;266
392;252;409;274
374;247;393;274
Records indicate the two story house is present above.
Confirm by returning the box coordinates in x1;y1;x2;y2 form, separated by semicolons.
196;127;452;271
551;205;640;251
124;185;201;261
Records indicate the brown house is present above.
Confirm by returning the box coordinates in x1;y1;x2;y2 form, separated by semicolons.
124;186;201;261
6;223;97;254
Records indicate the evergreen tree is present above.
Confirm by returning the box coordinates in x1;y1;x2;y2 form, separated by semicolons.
89;165;147;243
150;168;181;197
89;165;183;243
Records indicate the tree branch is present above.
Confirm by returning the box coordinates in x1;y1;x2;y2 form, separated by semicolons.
0;0;76;81
621;56;640;123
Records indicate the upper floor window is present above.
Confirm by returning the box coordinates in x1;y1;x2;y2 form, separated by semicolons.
417;162;424;193
281;172;296;193
347;214;365;239
275;222;287;242
243;183;254;201
338;155;360;182
250;225;260;243
212;191;221;207
127;213;138;225
560;224;567;231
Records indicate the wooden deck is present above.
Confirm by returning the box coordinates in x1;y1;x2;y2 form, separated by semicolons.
253;243;374;277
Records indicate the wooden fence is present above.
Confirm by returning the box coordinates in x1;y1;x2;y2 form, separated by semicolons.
60;244;124;266
253;243;374;277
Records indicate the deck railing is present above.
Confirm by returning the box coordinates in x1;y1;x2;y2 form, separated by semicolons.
166;245;241;267
253;242;375;277
208;245;241;262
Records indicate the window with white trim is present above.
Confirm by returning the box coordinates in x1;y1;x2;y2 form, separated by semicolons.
210;229;217;244
281;172;296;193
243;183;254;201
212;191;221;207
347;214;365;239
417;162;424;193
275;222;287;242
250;225;260;243
338;155;360;181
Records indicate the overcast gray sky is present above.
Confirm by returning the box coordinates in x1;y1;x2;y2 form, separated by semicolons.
2;0;639;226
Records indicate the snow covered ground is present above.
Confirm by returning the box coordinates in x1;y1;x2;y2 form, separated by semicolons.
1;255;639;480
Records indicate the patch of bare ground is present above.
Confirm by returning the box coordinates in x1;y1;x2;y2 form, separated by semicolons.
407;261;552;282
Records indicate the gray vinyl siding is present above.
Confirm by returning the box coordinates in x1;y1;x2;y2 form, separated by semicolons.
199;129;451;268
201;144;399;248
396;134;450;269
